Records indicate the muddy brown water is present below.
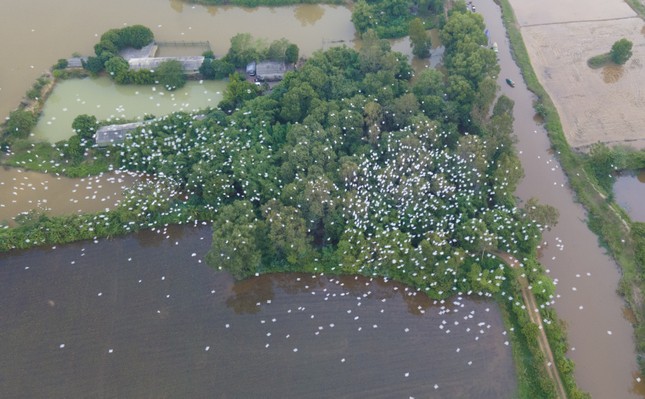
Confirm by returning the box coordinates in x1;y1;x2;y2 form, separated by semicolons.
614;170;645;222
0;0;356;121
0;0;642;396
473;0;645;397
0;225;516;398
0;167;138;225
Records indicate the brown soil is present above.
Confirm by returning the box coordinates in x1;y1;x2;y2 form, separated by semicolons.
520;18;645;149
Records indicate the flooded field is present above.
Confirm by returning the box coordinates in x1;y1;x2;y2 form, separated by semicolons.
0;167;138;225
0;225;516;398
0;0;355;121
614;170;645;222
33;78;226;142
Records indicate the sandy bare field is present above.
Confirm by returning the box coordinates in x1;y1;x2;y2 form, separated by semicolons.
509;0;636;27
520;18;645;149
507;0;645;149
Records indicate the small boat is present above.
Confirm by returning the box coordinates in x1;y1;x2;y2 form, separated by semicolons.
505;78;515;87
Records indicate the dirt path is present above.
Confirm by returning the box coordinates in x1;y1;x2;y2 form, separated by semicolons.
497;252;568;399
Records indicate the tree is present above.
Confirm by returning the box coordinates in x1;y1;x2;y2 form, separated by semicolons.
409;18;430;58
104;56;130;83
358;30;398;74
261;199;313;266
156;59;186;91
4;110;36;138
227;33;266;68
199;58;235;80
610;38;633;65
351;0;375;34
267;38;290;62
206;200;263;279
83;56;105;74
221;72;261;112
72;114;98;141
523;197;560;230
285;43;300;64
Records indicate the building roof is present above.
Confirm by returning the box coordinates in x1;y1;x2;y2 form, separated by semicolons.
128;56;205;73
256;61;287;76
94;121;145;146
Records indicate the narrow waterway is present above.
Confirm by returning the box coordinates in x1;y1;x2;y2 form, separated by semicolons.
0;225;516;398
473;0;645;397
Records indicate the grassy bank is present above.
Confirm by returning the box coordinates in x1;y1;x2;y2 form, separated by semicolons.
496;0;645;377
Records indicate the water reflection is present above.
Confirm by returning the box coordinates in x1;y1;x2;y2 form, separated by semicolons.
613;170;645;222
169;0;183;13
602;64;625;84
0;225;516;398
294;4;326;26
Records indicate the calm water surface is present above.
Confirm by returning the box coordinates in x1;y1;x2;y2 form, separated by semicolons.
33;78;226;142
0;225;516;398
614;170;645;222
0;167;138;225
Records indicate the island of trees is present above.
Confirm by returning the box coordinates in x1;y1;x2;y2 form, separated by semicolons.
0;3;608;398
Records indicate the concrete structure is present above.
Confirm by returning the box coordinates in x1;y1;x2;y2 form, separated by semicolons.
255;61;287;81
128;56;205;73
66;57;88;68
94;121;145;146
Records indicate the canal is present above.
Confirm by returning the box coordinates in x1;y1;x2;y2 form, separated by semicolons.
472;0;645;397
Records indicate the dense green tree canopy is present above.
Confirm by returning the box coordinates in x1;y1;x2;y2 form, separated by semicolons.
409;18;431;58
4;110;36;139
610;38;633;65
156;59;187;91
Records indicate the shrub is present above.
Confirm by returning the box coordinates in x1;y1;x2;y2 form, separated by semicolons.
611;38;633;65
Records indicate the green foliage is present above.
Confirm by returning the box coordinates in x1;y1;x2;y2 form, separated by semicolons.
53;58;68;70
83;56;106;74
610;38;633;65
409;18;431;58
100;25;154;50
104;56;130;83
199;58;236;80
285;43;300;64
587;53;611;69
522;198;559;230
72;114;98;141
26;76;50;100
351;0;413;38
221;72;262;112
156;59;187;91
226;33;267;68
206;200;263;279
585;143;620;192
4;110;36;139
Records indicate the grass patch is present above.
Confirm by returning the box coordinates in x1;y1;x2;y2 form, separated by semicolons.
625;0;645;18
